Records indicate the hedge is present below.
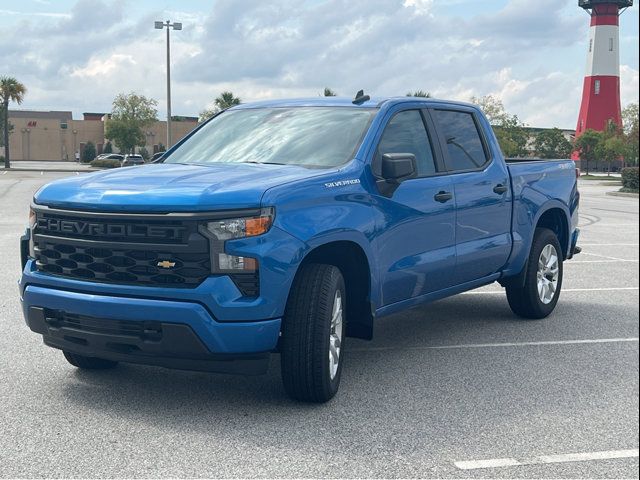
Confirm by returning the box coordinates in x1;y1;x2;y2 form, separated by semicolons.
621;167;639;192
90;158;122;169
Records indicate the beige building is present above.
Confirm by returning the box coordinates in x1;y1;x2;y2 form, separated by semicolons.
7;110;198;161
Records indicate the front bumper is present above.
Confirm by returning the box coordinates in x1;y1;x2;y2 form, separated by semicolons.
21;284;281;374
26;306;271;374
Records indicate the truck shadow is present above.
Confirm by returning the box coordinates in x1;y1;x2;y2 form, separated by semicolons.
60;294;637;439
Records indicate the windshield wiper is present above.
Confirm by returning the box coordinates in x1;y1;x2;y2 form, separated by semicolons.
241;161;288;166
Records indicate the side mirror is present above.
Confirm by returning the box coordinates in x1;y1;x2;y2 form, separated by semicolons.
377;153;417;197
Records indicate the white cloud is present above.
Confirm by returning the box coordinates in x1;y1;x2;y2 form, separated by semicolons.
403;0;434;16
0;0;637;128
71;54;137;78
621;64;640;107
0;9;70;18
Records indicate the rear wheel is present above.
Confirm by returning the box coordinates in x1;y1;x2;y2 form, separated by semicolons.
506;228;563;319
280;263;346;403
63;351;119;369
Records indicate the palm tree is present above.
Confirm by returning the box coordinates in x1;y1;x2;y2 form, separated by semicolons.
406;90;431;98
214;91;241;111
1;76;27;169
322;87;337;97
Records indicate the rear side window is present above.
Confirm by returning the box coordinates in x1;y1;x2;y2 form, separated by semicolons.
377;110;437;177
433;110;489;172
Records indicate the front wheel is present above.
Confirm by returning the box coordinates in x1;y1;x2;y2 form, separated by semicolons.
280;263;346;403
506;228;564;319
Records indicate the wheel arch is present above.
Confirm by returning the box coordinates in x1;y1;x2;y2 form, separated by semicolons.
535;206;571;260
289;239;375;340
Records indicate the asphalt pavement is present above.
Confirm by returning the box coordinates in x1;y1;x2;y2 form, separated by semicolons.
0;171;637;478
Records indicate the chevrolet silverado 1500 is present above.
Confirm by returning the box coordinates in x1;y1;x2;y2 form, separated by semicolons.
20;95;580;402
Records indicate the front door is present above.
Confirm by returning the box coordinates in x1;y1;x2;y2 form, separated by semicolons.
373;108;457;306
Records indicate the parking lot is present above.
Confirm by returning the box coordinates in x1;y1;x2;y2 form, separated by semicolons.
0;170;637;478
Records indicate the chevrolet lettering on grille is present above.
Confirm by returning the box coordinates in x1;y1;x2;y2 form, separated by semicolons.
37;218;186;240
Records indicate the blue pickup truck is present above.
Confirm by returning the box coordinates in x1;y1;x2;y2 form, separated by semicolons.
20;95;580;402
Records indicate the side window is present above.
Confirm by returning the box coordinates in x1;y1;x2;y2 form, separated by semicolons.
433;110;489;171
376;110;437;177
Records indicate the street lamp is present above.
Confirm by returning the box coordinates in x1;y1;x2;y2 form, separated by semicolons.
154;19;182;149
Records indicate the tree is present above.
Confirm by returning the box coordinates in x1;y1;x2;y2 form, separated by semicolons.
199;91;241;121
103;141;113;154
406;90;431;98
322;87;337;97
622;103;639;166
595;121;625;176
104;92;158;154
471;95;528;157
597;135;626;176
0;76;27;168
533;128;573;159
82;141;96;163
574;129;602;175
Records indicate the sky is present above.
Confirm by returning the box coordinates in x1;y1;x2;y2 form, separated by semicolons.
0;0;638;129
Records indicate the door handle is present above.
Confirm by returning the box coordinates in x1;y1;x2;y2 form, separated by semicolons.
434;191;453;203
493;184;509;194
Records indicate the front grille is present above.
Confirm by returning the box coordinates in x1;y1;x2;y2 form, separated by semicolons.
33;209;212;288
35;241;211;287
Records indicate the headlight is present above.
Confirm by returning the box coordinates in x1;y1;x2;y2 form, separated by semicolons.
204;208;274;240
200;208;274;273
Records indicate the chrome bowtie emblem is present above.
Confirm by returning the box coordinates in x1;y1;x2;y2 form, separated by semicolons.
157;260;176;269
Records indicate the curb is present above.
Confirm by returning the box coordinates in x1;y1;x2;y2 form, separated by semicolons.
606;191;639;198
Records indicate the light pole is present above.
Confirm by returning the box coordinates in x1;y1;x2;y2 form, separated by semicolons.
154;19;182;149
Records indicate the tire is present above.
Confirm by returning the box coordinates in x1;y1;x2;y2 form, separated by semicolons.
63;351;119;370
506;228;564;319
280;263;346;403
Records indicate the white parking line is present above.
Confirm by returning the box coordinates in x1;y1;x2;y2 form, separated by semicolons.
569;260;639;264
581;252;631;262
454;448;639;470
462;287;639;295
2;171;7;175
580;243;639;246
584;223;639;227
349;337;638;353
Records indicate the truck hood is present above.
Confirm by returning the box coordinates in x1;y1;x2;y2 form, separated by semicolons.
34;163;325;212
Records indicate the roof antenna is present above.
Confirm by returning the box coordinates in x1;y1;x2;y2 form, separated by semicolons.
352;89;370;105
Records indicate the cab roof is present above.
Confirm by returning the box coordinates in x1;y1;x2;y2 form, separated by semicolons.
231;96;477;111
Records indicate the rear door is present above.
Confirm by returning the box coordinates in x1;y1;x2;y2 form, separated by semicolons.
373;109;457;306
429;107;512;284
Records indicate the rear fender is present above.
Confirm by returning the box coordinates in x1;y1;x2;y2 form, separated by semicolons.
500;201;571;287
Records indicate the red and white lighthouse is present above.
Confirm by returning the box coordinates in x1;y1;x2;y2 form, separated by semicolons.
575;0;633;139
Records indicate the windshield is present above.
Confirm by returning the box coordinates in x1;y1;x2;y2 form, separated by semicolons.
164;107;376;168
